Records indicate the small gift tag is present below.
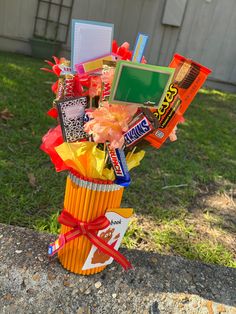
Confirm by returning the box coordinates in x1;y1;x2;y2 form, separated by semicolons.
82;208;133;270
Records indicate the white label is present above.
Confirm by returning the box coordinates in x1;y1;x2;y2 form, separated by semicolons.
82;210;132;270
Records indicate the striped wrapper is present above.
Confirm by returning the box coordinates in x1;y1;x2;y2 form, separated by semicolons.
58;171;124;275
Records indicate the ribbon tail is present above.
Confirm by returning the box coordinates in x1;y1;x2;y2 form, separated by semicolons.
87;232;133;271
48;234;66;256
48;228;82;256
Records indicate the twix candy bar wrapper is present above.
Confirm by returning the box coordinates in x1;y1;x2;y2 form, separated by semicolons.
64;73;75;99
56;77;65;101
101;61;116;101
145;54;212;149
55;60;75;101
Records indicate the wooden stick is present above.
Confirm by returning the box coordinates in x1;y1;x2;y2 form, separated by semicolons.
162;184;188;190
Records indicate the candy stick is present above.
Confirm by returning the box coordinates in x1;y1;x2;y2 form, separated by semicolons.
104;143;109;166
64;178;76;268
72;177;87;273
88;183;124;275
81;183;97;275
79;179;93;270
70;177;83;272
104;153;109;167
128;146;137;161
75;178;87;271
81;180;97;270
59;175;74;265
59;176;69;265
74;177;87;273
67;178;79;271
88;181;112;275
84;181;104;275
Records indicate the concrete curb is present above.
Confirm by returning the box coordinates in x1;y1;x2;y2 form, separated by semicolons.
0;223;235;313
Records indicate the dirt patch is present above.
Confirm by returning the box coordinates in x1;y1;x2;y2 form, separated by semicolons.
188;188;236;255
203;191;236;223
123;214;157;251
128;184;236;263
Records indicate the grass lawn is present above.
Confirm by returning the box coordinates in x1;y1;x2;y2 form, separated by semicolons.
0;51;235;268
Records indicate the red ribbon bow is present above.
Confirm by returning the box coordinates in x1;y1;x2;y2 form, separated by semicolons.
49;210;132;271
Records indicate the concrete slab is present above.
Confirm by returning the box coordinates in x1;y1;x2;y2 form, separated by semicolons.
0;224;235;313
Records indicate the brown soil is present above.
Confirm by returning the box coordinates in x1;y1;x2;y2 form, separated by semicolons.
130;184;236;259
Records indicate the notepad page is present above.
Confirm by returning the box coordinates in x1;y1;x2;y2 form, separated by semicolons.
72;22;113;72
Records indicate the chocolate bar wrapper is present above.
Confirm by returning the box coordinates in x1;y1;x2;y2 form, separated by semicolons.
64;74;75;99
145;54;211;149
56;77;65;101
101;62;116;101
107;145;131;187
124;112;155;148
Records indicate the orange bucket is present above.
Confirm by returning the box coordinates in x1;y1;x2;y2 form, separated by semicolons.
58;171;124;275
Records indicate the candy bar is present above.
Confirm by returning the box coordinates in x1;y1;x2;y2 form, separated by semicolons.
64;74;75;99
107;144;131;187
145;54;211;149
124;113;154;147
101;62;116;101
56;77;65;100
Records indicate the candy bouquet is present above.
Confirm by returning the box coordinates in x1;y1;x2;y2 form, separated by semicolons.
40;20;211;275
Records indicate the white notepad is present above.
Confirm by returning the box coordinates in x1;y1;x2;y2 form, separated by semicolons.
71;19;114;72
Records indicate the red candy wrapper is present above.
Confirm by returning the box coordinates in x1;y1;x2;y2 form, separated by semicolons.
101;62;116;101
64;74;75;98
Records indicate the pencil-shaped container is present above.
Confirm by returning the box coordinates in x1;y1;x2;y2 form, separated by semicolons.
58;171;124;275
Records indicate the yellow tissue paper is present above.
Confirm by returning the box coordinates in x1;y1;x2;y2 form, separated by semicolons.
55;141;145;181
55;142;106;179
126;150;145;171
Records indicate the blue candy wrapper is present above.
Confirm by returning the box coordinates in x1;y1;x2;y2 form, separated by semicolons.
107;145;131;187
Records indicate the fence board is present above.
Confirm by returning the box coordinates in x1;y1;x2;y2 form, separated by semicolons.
19;0;37;38
0;0;235;90
0;0;7;35
214;0;236;83
135;0;163;62
87;0;107;21
103;0;125;40
147;0;166;65
176;0;236;84
158;26;179;66
117;0;144;47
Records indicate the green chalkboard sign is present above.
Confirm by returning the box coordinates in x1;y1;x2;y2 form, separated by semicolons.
109;61;174;108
